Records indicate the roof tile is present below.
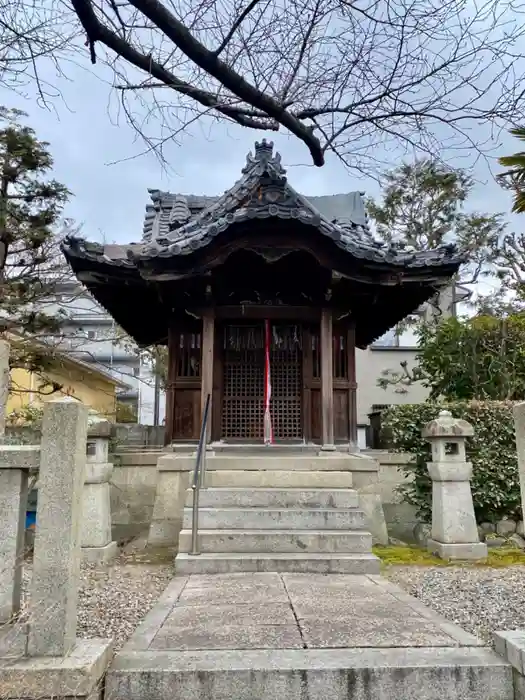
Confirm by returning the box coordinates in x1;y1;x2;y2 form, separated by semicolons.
64;139;465;271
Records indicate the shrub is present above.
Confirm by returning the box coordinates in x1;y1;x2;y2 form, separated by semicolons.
382;401;521;524
116;401;138;423
6;405;44;427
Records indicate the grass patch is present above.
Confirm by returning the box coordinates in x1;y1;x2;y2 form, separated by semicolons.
373;544;525;567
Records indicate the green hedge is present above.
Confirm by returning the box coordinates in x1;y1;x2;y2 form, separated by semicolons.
381;401;521;524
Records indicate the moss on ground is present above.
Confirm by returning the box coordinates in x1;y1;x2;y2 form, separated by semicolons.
373;545;525;567
483;547;525;567
373;545;445;566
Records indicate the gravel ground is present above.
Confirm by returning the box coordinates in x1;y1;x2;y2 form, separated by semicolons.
386;565;525;643
17;557;525;650
21;559;173;651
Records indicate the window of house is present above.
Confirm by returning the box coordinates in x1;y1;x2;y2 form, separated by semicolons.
372;328;399;348
87;330;96;339
133;367;140;377
371;311;423;349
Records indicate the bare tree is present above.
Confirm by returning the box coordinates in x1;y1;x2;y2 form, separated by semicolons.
63;0;525;169
0;0;77;98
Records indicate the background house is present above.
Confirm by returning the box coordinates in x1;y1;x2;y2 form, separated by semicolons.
359;284;470;447
7;349;129;421
42;279;161;423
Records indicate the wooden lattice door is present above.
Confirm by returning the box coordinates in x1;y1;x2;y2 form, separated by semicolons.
221;323;303;441
270;327;302;440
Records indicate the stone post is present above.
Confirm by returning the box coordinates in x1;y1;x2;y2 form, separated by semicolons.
513;402;525;523
81;412;117;564
28;397;88;657
0;445;40;624
0;338;9;437
422;410;487;561
148;453;192;547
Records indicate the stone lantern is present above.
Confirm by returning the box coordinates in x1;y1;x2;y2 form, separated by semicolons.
81;410;117;563
422;410;487;561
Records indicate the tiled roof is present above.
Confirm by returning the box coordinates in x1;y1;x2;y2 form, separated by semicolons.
142;187;372;245
63;140;465;271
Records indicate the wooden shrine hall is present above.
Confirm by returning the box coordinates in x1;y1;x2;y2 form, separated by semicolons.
62;140;463;448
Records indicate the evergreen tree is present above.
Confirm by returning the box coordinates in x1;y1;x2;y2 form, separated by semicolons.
365;159;525;313
367;159;504;294
0;106;71;375
499;127;525;214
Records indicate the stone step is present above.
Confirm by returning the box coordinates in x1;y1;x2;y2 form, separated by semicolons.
178;529;372;553
204;454;368;471
107;646;512;700
184;487;360;509
182;507;367;530
204;470;354;488
175;552;381;574
210;443;320;454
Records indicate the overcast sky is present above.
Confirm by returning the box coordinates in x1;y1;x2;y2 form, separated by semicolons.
0;55;521;245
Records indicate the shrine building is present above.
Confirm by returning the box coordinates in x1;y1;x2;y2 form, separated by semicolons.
62;140;463;449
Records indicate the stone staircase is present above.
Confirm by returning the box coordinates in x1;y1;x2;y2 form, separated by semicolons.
175;483;380;574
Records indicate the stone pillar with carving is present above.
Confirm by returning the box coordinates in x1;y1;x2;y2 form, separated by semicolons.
423;410;487;561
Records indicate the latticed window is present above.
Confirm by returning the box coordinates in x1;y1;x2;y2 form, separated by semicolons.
311;330;349;379
177;332;201;377
333;333;348;379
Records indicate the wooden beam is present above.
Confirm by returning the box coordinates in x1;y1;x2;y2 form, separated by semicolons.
347;324;358;451
164;326;178;445
201;310;215;443
320;308;335;450
190;306;321;321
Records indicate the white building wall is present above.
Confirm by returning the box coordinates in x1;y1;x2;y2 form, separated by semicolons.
138;364;166;426
355;347;426;425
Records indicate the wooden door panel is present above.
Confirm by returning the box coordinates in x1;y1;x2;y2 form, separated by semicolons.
174;389;201;440
306;323;355;443
311;388;321;441
334;389;349;441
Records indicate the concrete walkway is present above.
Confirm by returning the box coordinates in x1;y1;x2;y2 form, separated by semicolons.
107;572;512;700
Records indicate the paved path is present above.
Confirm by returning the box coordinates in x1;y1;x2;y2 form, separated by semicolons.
143;572;484;650
107;573;512;700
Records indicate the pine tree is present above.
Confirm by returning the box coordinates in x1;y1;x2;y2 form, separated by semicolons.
0;106;71;374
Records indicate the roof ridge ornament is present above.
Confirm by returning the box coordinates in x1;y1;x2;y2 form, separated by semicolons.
242;140;287;177
254;138;274;158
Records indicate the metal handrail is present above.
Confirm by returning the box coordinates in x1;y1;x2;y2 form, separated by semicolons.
190;393;211;555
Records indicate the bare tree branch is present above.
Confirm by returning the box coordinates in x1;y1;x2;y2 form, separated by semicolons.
71;0;279;129
214;0;264;57
2;0;525;171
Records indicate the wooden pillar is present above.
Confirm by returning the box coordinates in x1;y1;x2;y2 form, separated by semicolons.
164;327;178;446
201;310;215;443
348;324;358;451
320;308;335;450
